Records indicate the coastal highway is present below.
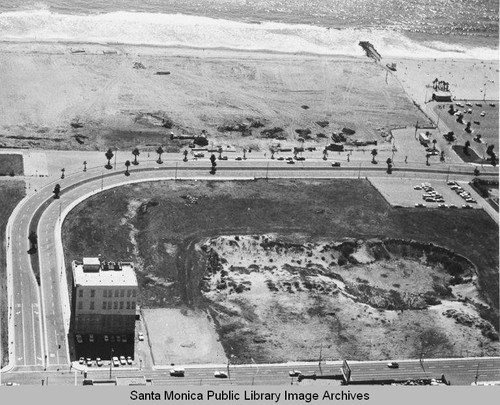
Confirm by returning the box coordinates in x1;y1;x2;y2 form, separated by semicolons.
4;156;499;379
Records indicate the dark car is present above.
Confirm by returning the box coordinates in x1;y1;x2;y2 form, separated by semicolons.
387;362;399;369
331;162;341;167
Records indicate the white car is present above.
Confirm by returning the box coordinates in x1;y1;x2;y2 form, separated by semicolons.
413;185;422;190
289;370;302;377
119;355;127;365
214;371;228;378
89;334;94;343
138;332;144;341
127;356;133;365
112;356;120;367
96;358;103;367
170;368;185;377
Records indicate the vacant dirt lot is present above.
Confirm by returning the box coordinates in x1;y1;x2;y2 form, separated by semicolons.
200;235;498;363
61;179;499;364
142;308;226;365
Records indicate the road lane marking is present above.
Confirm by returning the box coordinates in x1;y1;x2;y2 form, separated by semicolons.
31;303;38;364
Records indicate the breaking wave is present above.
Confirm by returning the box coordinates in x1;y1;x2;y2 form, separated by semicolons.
0;10;497;60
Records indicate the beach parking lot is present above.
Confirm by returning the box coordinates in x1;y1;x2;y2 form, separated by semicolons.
369;177;482;209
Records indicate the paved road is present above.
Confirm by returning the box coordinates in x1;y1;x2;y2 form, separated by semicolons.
4;156;499;382
2;358;499;386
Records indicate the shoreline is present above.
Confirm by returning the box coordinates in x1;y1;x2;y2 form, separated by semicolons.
0;39;498;62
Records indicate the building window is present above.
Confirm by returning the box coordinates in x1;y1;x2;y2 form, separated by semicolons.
108;289;112;297
78;302;83;310
131;301;136;309
89;301;95;310
132;290;137;297
102;301;107;310
114;290;119;297
113;302;118;310
120;289;125;298
78;289;83;298
127;289;131;297
103;290;107;298
107;302;112;310
90;289;95;298
126;301;130;309
119;301;124;310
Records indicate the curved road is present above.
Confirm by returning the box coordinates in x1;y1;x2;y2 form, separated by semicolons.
3;157;500;384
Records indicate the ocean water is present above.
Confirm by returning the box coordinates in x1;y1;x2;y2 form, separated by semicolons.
0;0;498;59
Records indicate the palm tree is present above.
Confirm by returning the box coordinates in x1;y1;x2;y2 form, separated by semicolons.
210;154;216;166
156;146;164;164
125;160;131;176
61;168;65;179
243;148;247;160
105;148;114;169
371;149;378;164
463;140;471;156
218;147;223;160
432;139;437;150
83;161;87;172
53;184;61;199
132;148;140;165
323;148;328;160
386;158;392;174
183;150;189;162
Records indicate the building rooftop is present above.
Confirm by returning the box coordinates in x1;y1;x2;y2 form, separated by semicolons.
72;259;138;287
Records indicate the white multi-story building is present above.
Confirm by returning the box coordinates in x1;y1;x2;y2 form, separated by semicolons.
71;257;138;334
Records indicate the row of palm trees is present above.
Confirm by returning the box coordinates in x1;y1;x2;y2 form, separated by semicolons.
104;147;167;173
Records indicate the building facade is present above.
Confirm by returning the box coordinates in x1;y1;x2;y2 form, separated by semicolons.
71;258;139;335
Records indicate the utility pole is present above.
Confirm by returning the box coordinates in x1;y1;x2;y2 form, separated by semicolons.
175;162;178;181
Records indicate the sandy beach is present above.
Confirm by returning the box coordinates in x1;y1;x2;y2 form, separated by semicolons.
1;41;496;154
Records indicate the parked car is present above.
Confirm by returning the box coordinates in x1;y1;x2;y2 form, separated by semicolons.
110;335;115;343
465;198;477;203
462;204;473;209
415;203;426;208
193;152;205;158
438;204;448;209
447;181;457;186
76;334;83;344
331;162;341;167
96;358;103;367
112;356;120;367
79;357;85;365
214;371;228;378
413;185;422;190
89;334;94;343
387;362;399;369
116;335;121;343
449;204;458;209
424;197;436;202
170;368;185;377
86;358;92;367
286;160;295;164
277;157;285;161
138;332;144;341
121;335;127;343
127;356;133;365
104;335;109;342
119;356;127;365
289;370;302;377
235;156;242;161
